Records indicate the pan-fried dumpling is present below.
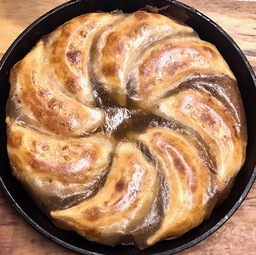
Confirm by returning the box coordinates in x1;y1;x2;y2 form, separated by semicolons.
51;141;164;248
6;119;114;212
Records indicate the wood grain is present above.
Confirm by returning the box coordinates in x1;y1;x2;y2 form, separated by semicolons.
0;1;255;254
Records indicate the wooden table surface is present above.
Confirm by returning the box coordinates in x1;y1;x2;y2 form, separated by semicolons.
0;0;255;254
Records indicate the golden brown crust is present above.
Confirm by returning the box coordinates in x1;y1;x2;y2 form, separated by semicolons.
43;12;124;106
129;37;235;104
6;119;115;211
6;10;247;249
91;11;195;105
8;44;104;136
51;142;161;247
136;127;218;245
156;84;246;190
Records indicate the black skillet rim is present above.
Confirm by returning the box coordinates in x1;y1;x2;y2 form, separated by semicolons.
0;0;256;254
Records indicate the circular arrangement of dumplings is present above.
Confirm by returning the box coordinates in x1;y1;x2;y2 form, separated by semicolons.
6;10;247;249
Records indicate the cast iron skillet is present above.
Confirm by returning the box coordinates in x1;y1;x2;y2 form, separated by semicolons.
0;0;255;254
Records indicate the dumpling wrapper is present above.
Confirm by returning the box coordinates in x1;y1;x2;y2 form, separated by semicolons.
136;127;218;245
6;120;115;212
51;141;163;248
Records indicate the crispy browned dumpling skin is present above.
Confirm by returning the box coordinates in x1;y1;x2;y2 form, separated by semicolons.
6;10;247;249
6;120;115;212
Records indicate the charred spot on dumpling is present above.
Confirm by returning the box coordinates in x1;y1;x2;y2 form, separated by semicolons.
65;78;81;93
37;89;51;98
104;32;125;55
79;22;96;38
79;30;88;38
101;63;119;77
84;206;105;221
41;145;49;151
165;146;187;176
134;11;149;20
115;178;127;192
66;50;81;64
200;111;216;127
48;98;63;110
7;130;23;148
